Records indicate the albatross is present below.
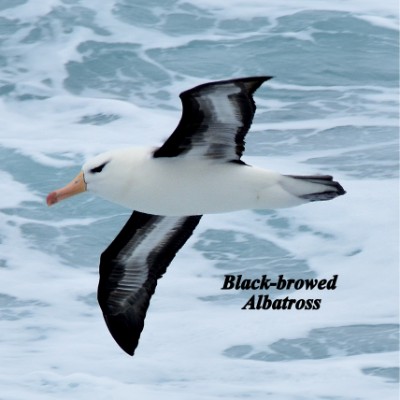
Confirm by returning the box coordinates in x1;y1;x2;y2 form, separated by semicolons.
47;77;345;356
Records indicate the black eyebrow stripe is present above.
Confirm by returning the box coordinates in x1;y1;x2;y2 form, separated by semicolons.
90;161;109;174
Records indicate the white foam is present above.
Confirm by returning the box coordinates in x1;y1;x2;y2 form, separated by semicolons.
0;95;177;166
357;15;400;30
182;0;399;19
0;171;41;206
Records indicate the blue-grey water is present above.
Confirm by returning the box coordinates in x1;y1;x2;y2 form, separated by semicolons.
0;1;398;399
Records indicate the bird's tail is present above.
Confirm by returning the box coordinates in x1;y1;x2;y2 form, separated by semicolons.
281;174;346;202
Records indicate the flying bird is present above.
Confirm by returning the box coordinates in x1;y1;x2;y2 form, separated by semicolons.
47;77;345;356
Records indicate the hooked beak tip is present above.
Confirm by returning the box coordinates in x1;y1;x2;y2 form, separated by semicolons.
46;191;58;206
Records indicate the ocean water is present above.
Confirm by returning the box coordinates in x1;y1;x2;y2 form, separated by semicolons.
0;0;399;399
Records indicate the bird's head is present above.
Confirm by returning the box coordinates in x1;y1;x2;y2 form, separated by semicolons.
46;152;117;206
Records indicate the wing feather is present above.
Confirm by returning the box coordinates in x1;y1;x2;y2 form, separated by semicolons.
153;76;272;161
98;211;202;355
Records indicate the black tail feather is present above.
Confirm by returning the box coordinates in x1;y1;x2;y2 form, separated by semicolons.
286;174;346;202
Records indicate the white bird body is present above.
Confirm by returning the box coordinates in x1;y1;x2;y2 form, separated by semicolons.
84;147;313;216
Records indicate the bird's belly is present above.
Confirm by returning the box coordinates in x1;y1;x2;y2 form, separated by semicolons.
138;168;259;215
112;160;303;216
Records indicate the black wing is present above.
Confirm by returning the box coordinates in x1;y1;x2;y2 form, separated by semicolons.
97;211;202;356
153;76;272;162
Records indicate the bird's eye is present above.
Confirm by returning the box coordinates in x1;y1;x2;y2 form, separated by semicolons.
90;161;109;174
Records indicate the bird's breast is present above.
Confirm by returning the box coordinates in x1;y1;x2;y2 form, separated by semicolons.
106;158;282;216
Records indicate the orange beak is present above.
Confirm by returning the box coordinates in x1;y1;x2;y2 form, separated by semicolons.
46;171;86;206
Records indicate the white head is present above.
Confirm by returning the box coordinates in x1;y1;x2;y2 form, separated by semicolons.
46;149;136;206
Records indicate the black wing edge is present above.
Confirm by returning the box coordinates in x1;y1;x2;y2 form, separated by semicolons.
179;76;273;96
97;211;202;356
153;76;273;159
